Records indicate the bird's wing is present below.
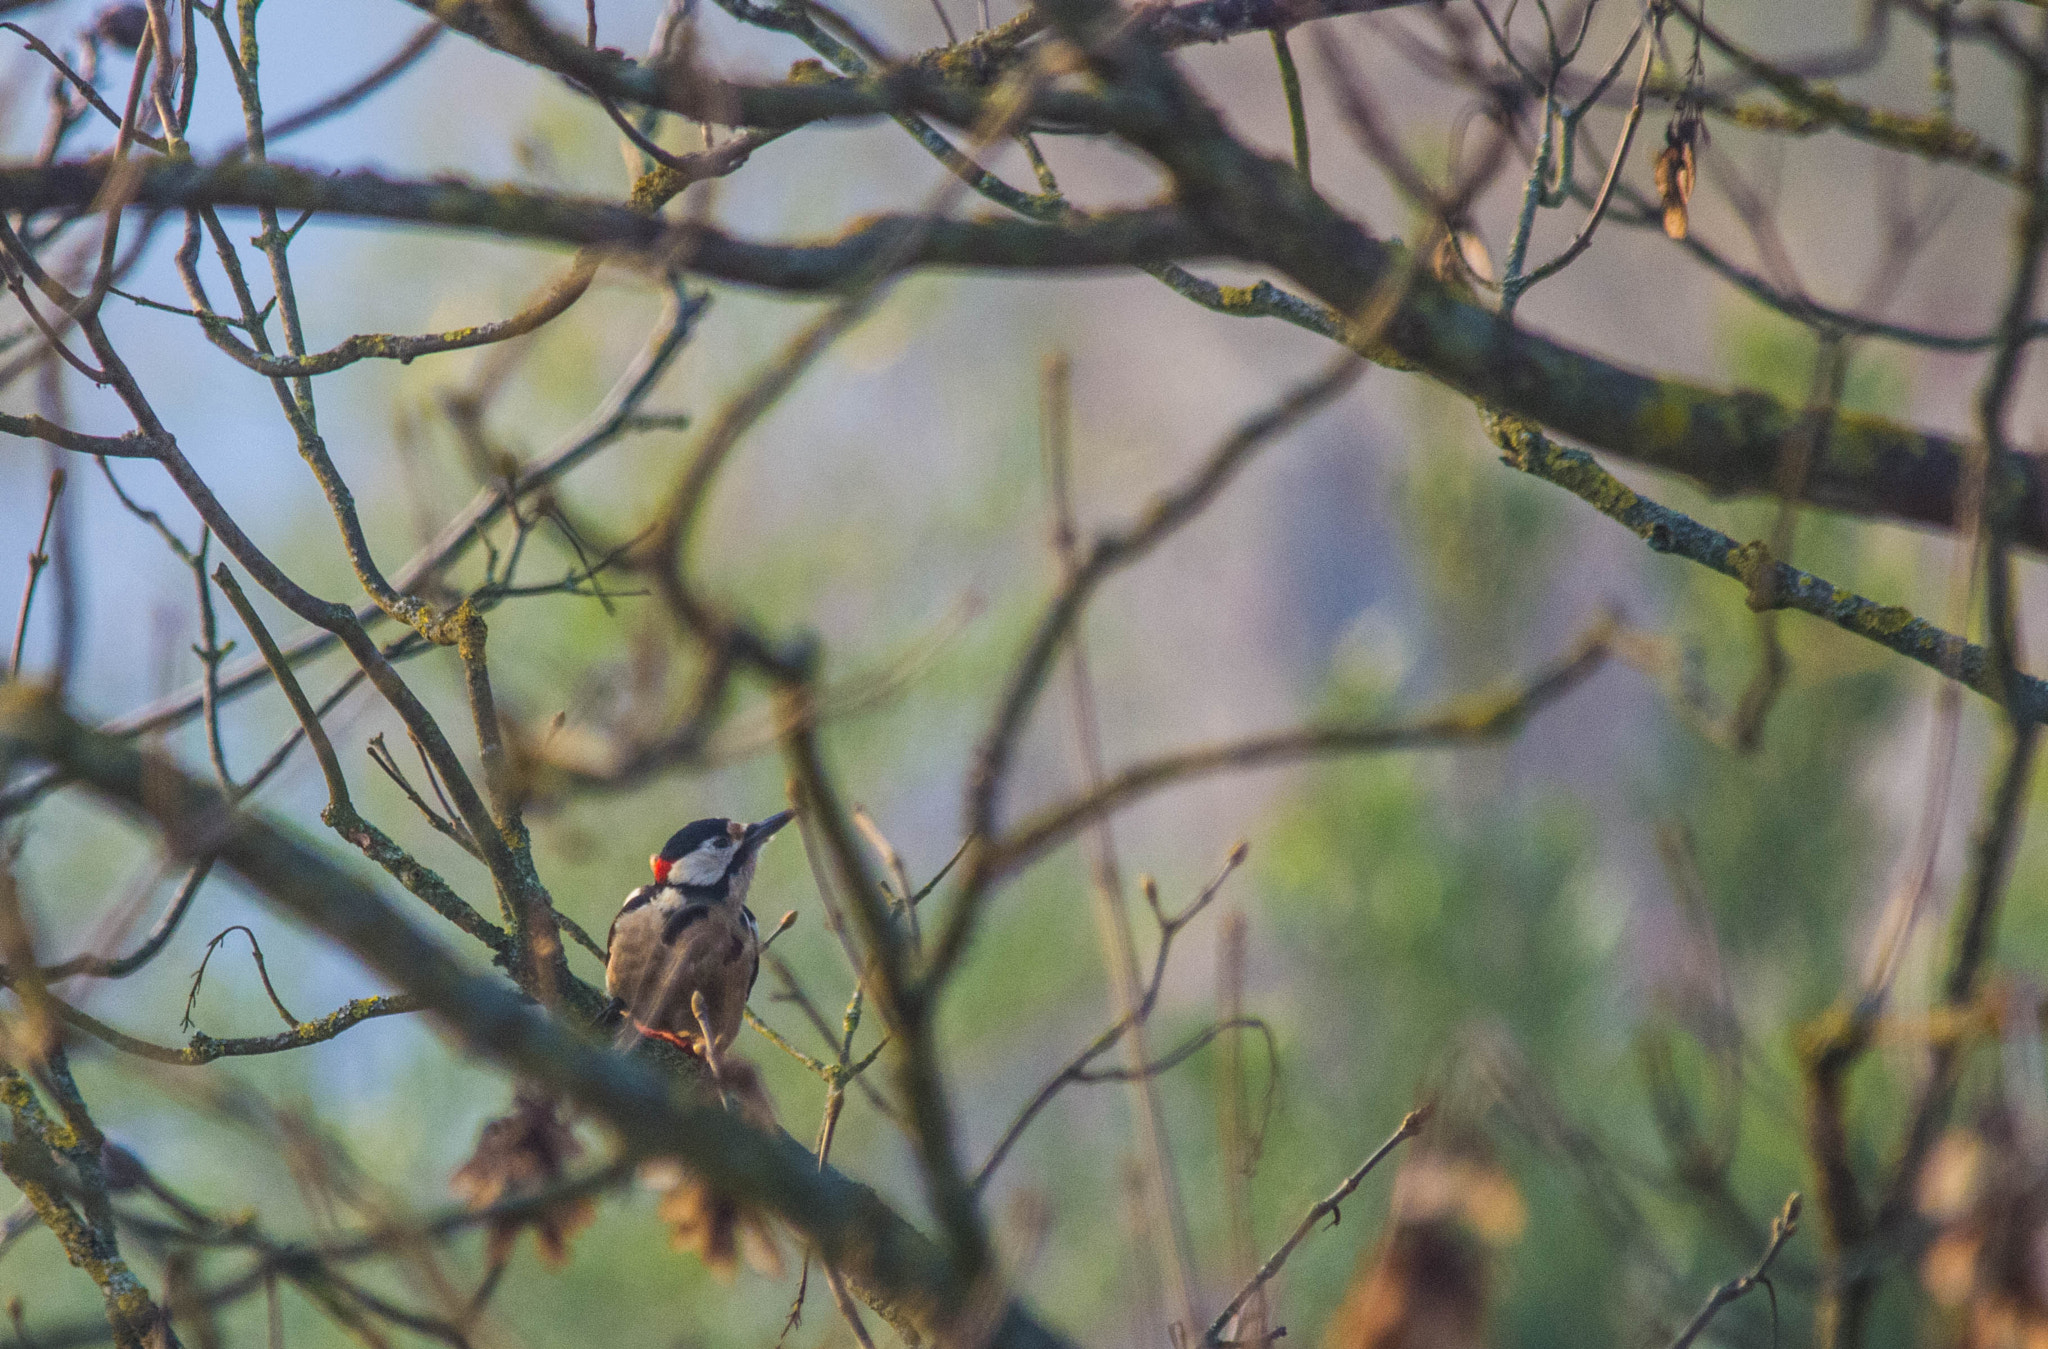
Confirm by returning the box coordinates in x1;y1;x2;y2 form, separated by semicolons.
607;885;657;957
606;886;662;1001
661;902;713;945
742;906;761;1001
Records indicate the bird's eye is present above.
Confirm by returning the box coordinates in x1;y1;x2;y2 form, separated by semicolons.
714;837;734;849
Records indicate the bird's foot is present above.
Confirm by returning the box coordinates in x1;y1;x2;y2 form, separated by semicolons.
629;1022;707;1059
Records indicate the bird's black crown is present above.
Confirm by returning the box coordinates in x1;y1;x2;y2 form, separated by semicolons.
657;817;738;862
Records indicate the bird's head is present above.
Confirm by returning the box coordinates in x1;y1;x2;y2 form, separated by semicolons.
649;810;794;898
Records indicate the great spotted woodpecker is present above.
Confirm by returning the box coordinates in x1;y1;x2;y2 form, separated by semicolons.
602;810;793;1074
602;811;795;1276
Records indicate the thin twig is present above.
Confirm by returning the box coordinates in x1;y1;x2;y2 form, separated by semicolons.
90;286;708;749
851;805;919;946
946;348;1365;982
554;913;607;964
1074;1017;1276;1088
1042;348;1199;1340
1512;10;1658;300
366;734;478;856
1271;30;1311;182
1667;1195;1801;1349
975;846;1249;1189
41;857;214;981
190;533;238;797
213;566;350;813
255;22;442;148
989;623;1611;876
0;24;170;153
216;567;511;958
9;467;64;677
1217;913;1267;1349
1204;1107;1431;1345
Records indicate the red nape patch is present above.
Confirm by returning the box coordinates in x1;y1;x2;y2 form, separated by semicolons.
650;854;669;883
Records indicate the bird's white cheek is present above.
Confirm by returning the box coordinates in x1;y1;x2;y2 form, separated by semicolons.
675;850;728;887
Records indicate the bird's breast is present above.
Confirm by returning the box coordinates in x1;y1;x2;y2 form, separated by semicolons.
605;891;754;1008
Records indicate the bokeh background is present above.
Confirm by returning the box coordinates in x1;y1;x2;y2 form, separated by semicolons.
0;0;2037;1345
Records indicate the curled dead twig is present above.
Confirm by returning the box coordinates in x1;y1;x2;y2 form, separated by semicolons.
182;925;298;1032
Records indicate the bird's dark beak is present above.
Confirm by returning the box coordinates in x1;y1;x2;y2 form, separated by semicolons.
740;809;795;855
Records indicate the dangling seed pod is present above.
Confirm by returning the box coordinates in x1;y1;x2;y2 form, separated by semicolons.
1655;110;1705;241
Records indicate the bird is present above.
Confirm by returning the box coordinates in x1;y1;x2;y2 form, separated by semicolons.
603;809;794;1077
604;810;795;1279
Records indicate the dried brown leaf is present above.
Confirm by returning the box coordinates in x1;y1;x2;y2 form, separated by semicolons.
450;1090;594;1269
